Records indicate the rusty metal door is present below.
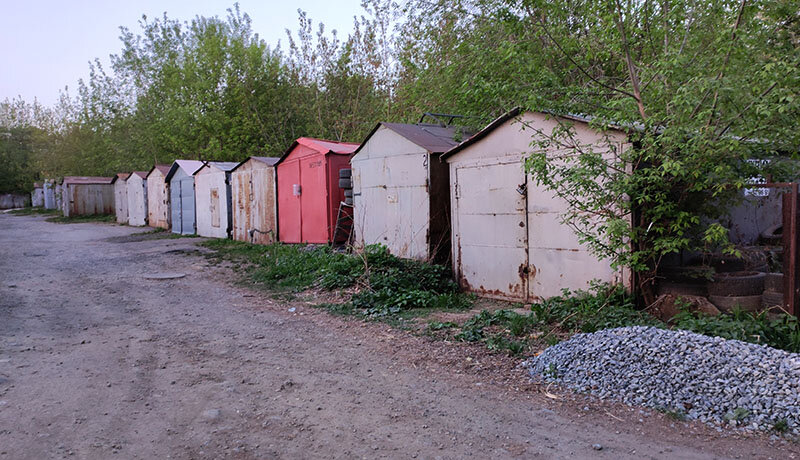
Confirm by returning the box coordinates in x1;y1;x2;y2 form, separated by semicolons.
453;161;529;300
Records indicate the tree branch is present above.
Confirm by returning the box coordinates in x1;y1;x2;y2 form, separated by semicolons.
716;81;778;139
525;5;639;101
613;0;647;119
706;0;747;127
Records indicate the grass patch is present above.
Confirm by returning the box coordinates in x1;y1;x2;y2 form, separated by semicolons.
9;207;60;216
435;283;662;356
442;280;800;355
202;240;474;323
672;308;800;353
46;214;115;224
203;239;800;356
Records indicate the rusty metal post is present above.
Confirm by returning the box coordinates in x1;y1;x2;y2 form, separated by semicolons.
782;183;799;316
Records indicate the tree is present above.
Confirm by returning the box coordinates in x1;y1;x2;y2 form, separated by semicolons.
396;0;800;303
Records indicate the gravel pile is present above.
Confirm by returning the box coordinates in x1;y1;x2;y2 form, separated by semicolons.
526;326;800;433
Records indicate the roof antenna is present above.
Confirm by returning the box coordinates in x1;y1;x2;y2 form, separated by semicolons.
418;112;467;127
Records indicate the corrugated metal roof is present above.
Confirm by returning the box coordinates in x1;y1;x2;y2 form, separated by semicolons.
441;108;635;161
166;160;205;181
231;156;280;173
208;161;239;172
250;156;280;166
62;176;113;185
147;164;171;178
194;161;239;175
175;160;205;175
275;137;360;166
111;173;131;184
441;108;521;160
356;122;473;155
129;171;148;179
298;137;360;155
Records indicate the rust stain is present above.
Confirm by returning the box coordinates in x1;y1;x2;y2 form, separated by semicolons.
232;164;277;245
518;263;528;280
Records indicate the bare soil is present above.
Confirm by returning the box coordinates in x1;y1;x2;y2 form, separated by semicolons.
1;213;797;459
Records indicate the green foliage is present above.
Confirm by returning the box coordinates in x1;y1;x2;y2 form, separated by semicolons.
773;418;789;433
9;207;59;216
0;126;45;193
1;2;398;185
656;407;688;422
531;282;662;333
203;240;472;319
448;281;800;355
45;214;115;224
398;0;800;303
454;309;535;355
724;407;751;422
428;321;458;331
314;302;357;316
349;245;469;318
672;308;800;353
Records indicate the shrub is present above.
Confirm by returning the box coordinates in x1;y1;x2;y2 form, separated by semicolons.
203;241;471;318
672;308;800;353
530;281;662;333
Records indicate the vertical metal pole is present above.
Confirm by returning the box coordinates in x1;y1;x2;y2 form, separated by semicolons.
792;183;799;316
784;183;799;316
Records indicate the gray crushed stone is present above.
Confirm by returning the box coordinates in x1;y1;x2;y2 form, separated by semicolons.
525;326;800;433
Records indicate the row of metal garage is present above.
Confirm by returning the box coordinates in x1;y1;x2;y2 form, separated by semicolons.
34;109;627;302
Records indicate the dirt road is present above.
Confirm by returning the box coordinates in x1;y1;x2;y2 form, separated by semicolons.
0;214;796;459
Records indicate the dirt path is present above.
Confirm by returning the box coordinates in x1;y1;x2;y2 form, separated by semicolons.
0;214;796;459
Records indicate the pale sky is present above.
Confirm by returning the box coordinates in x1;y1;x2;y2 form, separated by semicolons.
0;0;365;106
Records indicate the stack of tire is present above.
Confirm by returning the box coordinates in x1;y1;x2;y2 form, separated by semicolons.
760;224;784;312
707;271;766;313
339;169;353;205
762;272;784;311
656;265;713;297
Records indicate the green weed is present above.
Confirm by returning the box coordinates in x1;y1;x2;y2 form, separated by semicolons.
530;281;662;333
657;407;688;421
46;214;115;223
454;309;537;355
428;321;458;331
672;308;800;353
544;363;558;379
202;241;472;321
724;407;751;422
773;418;789;433
9;207;59;216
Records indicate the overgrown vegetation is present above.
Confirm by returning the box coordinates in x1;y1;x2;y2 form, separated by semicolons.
672;308;800;353
434;282;800;355
204;236;800;354
45;214;115;224
8;207;59;216
442;283;662;355
202;240;473;324
203;238;800;356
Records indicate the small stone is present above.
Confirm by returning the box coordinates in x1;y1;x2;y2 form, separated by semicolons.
592;444;603;451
